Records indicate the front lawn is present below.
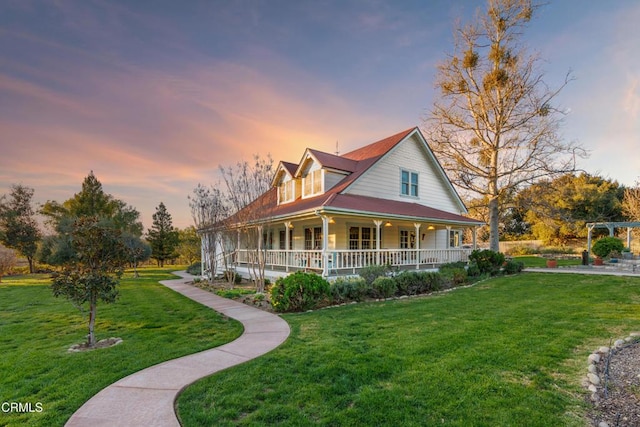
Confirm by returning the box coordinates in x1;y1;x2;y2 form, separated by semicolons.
177;273;640;426
0;268;243;426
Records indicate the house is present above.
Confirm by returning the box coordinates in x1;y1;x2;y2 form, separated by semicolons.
201;127;484;280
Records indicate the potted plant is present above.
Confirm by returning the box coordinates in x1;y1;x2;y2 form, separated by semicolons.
546;257;558;268
592;237;625;265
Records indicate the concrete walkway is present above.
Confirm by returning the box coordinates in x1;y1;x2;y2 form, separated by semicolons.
65;271;290;427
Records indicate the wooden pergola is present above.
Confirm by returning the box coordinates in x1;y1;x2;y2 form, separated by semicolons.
586;221;640;257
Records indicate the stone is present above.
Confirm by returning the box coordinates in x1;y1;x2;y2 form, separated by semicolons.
614;339;625;348
598;422;610;427
630;332;640;337
588;364;598;374
598;346;610;354
588;353;600;364
587;373;600;385
588;384;597;393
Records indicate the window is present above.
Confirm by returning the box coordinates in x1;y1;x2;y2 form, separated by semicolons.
400;229;416;249
449;230;461;248
304;227;322;250
349;226;377;250
401;170;418;197
278;180;295;203
279;229;293;250
262;231;273;249
303;169;323;198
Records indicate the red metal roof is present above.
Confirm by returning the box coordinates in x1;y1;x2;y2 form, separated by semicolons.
222;126;481;227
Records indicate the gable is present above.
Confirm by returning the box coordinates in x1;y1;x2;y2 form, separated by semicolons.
343;130;466;214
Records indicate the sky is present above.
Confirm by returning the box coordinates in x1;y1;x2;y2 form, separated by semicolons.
1;0;639;230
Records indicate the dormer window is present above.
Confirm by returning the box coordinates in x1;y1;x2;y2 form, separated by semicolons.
278;179;296;204
303;168;323;198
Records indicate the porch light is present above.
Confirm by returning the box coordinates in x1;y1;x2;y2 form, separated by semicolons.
329;217;336;224
384;221;392;227
427;225;435;230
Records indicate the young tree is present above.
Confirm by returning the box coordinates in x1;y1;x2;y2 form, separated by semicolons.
146;202;179;267
51;216;127;347
622;180;640;221
427;0;586;251
0;185;41;273
0;246;17;282
41;172;145;347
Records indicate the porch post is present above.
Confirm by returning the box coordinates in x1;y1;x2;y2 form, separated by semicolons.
321;216;329;277
472;226;477;250
607;224;614;237
446;225;451;263
587;224;594;259
373;220;382;265
414;223;421;269
627;227;632;249
284;222;292;272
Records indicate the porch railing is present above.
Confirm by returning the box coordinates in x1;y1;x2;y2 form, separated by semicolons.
234;248;473;275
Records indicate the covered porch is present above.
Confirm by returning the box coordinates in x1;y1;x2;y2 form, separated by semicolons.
209;210;481;279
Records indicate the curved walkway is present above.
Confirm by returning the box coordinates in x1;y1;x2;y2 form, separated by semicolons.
66;271;290;427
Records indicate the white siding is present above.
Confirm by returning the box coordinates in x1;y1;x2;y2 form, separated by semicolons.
324;170;348;191
345;134;461;213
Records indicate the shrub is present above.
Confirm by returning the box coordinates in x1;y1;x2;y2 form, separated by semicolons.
186;262;202;275
270;271;331;312
592;237;625;259
224;270;242;284
395;271;443;296
371;276;397;299
505;245;538;256
468;250;505;276
359;264;391;286
330;277;367;303
466;262;481;278
439;263;468;287
502;259;524;275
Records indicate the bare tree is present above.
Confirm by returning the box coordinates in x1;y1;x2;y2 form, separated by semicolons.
189;184;229;280
219;154;274;293
426;0;587;251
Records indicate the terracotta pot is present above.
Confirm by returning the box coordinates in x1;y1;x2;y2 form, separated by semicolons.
594;257;604;266
546;259;558;268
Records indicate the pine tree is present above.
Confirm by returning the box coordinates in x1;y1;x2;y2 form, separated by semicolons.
147;202;179;267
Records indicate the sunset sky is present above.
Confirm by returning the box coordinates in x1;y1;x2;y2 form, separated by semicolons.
1;0;639;230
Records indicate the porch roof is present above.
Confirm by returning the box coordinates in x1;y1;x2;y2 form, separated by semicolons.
224;188;483;228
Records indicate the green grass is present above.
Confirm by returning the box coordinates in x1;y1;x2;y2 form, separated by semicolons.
0;268;243;426
177;273;640;426
514;255;582;268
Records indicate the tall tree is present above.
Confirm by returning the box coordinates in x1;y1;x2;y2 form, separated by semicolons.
427;0;586;251
219;154;274;292
0;185;41;273
147;202;179;267
41;172;144;347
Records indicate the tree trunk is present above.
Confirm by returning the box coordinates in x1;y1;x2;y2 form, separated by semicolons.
27;257;34;274
488;196;500;252
88;296;97;347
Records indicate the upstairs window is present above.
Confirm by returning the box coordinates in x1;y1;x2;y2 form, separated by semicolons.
303;169;323;198
401;170;418;197
278;179;295;204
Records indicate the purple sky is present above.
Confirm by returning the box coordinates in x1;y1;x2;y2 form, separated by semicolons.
1;0;638;230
